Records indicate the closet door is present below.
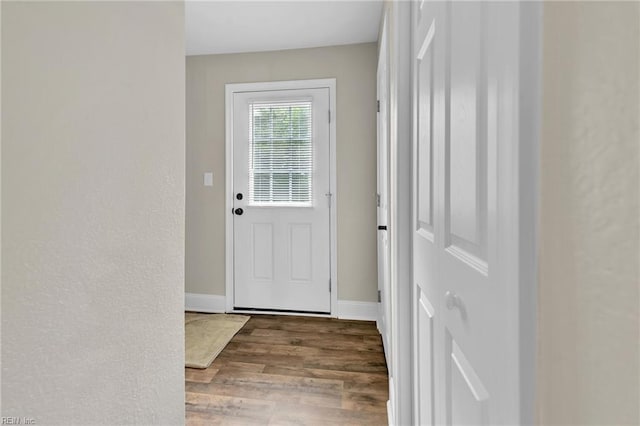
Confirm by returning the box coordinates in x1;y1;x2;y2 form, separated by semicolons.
412;2;524;424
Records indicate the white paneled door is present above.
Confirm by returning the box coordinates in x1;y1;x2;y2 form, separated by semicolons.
412;1;524;424
231;87;332;313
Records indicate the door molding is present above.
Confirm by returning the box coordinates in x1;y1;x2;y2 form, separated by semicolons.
377;10;391;357
224;79;338;316
387;1;414;425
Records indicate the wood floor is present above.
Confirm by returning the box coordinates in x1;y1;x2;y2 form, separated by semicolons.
185;314;389;425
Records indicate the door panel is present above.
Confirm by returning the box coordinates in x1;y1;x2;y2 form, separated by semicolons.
251;223;274;280
417;20;435;239
233;88;331;313
447;335;490;425
289;223;312;281
446;1;487;268
417;289;435;425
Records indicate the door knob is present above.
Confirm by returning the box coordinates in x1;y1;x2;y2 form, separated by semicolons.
234;208;244;216
445;291;461;310
445;291;467;321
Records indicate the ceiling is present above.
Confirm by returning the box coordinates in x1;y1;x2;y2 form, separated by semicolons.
185;1;383;56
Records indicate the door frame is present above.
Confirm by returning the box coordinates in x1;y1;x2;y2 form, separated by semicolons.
386;1;414;424
377;10;390;356
224;78;338;317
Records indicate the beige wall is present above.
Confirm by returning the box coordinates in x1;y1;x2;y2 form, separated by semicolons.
2;2;185;423
538;2;639;424
186;43;378;302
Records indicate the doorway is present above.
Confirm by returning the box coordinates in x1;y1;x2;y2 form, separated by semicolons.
225;79;338;315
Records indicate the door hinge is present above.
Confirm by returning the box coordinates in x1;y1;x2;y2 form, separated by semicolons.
329;279;332;293
325;192;332;207
328;109;331;123
377;289;382;303
377;100;380;113
376;193;381;207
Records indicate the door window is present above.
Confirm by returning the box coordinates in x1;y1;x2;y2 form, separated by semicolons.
249;101;313;206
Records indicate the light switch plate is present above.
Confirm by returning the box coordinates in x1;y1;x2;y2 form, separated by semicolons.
204;172;213;186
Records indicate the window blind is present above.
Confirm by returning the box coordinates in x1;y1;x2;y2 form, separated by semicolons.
249;101;313;205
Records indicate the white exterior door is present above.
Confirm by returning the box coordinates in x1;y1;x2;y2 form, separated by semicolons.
412;2;525;424
232;87;332;313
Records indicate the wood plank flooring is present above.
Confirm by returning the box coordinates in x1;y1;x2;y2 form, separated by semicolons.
185;314;389;425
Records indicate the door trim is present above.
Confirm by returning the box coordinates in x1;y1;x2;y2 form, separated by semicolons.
387;2;414;425
377;9;390;352
224;79;338;316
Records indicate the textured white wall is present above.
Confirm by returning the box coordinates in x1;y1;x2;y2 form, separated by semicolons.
1;2;185;424
538;2;639;424
186;44;378;302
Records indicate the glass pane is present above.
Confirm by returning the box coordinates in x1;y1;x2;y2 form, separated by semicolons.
252;173;270;202
248;101;313;205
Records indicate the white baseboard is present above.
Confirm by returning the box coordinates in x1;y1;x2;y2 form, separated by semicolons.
336;300;378;321
185;293;226;313
185;294;377;321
